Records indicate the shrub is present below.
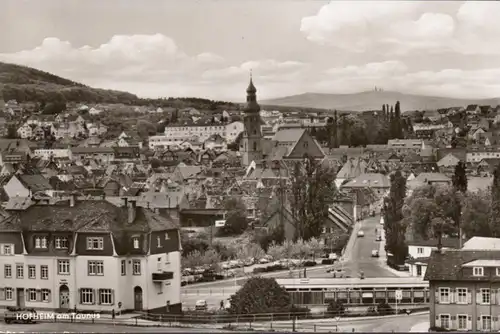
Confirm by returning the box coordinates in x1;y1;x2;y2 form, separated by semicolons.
366;306;377;316
376;302;393;315
326;300;346;316
429;326;449;332
303;261;317;267
321;259;335;265
228;277;293;314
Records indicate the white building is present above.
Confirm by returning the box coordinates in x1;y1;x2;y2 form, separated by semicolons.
33;148;71;160
0;198;182;314
406;238;460;278
163;121;243;144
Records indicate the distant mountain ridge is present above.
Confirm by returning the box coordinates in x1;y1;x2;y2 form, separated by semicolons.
261;91;500;112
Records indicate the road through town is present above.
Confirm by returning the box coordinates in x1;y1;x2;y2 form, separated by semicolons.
181;215;397;309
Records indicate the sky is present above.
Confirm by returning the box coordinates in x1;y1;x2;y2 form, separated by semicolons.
2;0;500;101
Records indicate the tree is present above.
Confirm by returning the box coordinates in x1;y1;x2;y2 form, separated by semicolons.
382;104;386;114
218;198;248;236
236;243;265;263
289;155;337;241
461;190;493;238
452;161;468;193
267;242;285;260
489;164;500;237
383;171;408;264
403;184;461;249
137;120;156;138
327;300;346;316
228;277;292;314
5;125;17;139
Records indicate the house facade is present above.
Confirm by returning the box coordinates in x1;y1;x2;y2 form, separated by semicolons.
0;198;182;314
425;249;500;331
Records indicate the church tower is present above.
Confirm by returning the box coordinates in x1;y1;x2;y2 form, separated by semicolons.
240;75;263;166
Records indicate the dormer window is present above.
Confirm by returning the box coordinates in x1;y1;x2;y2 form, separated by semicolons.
133;237;140;249
165;233;170;240
157;236;162;248
496;268;500;276
55;237;69;249
35;236;48;249
473;267;484;276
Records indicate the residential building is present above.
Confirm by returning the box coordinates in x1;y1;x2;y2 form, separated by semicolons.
0;197;182;313
17;125;32;139
4;174;53;198
69;147;115;163
407;238;460;278
387;139;424;152
466;146;500;163
33;148;71;160
425;248;500;331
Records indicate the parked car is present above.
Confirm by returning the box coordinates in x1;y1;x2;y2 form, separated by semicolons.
4;309;37;324
357;230;365;237
375;235;382;241
195;300;208;311
371;250;379;257
259;257;270;264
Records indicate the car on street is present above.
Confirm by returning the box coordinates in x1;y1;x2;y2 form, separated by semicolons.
195;300;208;311
371;250;379;257
375;235;381;241
3;309;37;324
357;230;365;237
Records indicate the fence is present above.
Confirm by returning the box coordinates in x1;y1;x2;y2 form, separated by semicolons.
182;287;239;296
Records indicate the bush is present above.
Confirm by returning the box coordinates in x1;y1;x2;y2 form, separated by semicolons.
429;326;449;332
376;302;393;315
252;264;285;274
228;277;293;314
366;306;377;316
326;300;345;316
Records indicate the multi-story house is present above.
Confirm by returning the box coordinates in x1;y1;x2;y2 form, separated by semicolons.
17;125;32;139
0;196;182;314
69;147;115;163
425;248;500;331
33;148;71;161
406;238;460;278
466;146;500;163
4;174;53;198
387;139;424;153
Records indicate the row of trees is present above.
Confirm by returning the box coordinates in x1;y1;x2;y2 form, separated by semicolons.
387;161;500;264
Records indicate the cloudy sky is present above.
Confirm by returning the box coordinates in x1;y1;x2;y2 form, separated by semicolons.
2;0;500;101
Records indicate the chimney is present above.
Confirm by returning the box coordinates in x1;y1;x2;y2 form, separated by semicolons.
128;199;137;224
123;197;128;208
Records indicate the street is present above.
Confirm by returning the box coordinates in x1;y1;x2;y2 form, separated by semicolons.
0;322;228;332
343;214;396;278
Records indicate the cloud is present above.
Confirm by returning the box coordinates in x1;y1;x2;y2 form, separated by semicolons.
202;59;308;80
318;61;500;99
301;1;500;55
0;34;221;82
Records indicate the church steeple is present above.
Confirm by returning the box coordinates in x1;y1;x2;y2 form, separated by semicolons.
244;72;260;113
240;73;263;166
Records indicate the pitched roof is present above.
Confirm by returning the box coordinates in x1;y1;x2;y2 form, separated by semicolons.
462;237;500;250
0;199;178;232
17;175;53;192
425;249;500;281
342;173;390;188
413;172;450;183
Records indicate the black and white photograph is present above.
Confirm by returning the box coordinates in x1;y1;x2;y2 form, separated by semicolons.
1;0;500;332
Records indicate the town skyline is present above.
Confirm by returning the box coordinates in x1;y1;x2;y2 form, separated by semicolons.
1;0;500;101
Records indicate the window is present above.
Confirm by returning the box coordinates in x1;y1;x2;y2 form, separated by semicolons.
482;315;491;331
481;289;490;304
157;236;162;248
80;288;94;304
121;260;126;276
28;265;36;279
165;233;169;240
58;260;70;275
457;288;468;304
457;314;468;330
41;289;50;302
4;264;11;278
55;237;69;249
99;289;113;305
417;247;424;254
133;260;141;275
34;236;47;249
473;267;484;276
88;261;104;276
439;314;450;329
5;288;12;300
439;288;450;304
497;268;500;276
157;257;162;271
165;252;170;264
16;264;23;279
86;237;104;250
41;265;48;279
133;237;139;249
1;244;13;255
29;289;37;301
